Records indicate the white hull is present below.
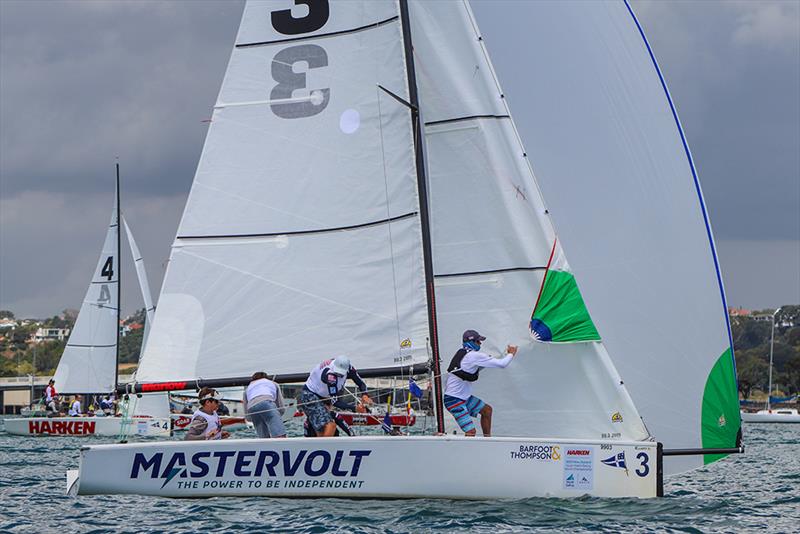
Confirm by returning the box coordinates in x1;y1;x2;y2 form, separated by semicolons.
741;410;800;423
72;436;660;498
3;416;171;437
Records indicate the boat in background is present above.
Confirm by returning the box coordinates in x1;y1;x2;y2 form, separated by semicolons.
3;166;170;437
741;408;800;423
69;0;741;498
740;307;799;423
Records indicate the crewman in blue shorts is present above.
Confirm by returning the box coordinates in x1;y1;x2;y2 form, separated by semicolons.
444;329;518;436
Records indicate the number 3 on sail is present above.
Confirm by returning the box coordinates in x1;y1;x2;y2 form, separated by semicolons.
69;0;741;499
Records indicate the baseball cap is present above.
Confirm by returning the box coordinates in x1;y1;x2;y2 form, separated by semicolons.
462;329;486;342
332;356;351;376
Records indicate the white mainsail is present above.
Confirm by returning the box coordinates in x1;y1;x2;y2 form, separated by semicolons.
54;190;119;394
137;0;430;382
484;1;739;473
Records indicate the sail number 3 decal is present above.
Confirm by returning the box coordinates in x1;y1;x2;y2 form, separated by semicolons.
635;452;649;477
269;0;330;119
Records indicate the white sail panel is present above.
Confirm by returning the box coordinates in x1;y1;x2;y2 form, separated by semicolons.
502;2;737;473
122;217;171;418
123;217;155;347
411;0;649;441
54;208;119;394
409;0;506;123
138;218;428;382
236;0;397;47
180;13;414;236
426;119;551;275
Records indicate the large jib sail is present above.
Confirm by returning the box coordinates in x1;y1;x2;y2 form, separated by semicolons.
136;1;431;383
409;0;649;442
54;187;120;394
492;0;740;473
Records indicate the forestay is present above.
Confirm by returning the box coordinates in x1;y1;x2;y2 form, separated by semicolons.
495;1;739;473
54;193;119;394
410;0;649;442
137;0;430;382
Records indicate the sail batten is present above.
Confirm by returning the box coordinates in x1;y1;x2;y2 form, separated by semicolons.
176;211;419;240
236;15;399;48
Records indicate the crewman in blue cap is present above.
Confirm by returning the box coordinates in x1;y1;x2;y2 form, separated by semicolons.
443;329;518;436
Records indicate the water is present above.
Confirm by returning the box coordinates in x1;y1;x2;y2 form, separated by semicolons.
1;421;797;533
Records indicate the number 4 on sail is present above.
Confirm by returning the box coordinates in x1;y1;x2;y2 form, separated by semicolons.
68;0;742;499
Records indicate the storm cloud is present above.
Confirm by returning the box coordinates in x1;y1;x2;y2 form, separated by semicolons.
1;0;798;317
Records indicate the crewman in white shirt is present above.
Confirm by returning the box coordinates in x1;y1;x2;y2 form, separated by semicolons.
68;395;83;417
443;329;518;436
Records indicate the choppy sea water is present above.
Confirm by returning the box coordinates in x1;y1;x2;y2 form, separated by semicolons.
1;419;797;533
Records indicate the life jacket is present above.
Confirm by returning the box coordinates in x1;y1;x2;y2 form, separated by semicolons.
192;410;222;439
447;349;480;382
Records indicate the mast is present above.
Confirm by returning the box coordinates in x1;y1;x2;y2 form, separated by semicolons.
766;306;780;411
114;163;121;391
398;0;444;433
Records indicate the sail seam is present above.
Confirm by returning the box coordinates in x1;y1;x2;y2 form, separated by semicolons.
235;16;399;48
177;212;418;240
67;344;116;348
425;114;510;126
90;280;118;285
436;266;546;278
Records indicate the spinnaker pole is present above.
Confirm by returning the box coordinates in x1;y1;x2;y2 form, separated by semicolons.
398;0;445;433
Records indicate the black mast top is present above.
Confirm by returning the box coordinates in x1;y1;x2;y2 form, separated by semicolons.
398;0;445;434
114;163;121;391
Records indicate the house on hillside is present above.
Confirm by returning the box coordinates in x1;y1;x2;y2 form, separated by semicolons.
32;327;70;343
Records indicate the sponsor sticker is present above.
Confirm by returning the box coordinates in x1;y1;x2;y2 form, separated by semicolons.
400;338;412;349
28;420;96;435
129;449;372;492
563;447;593;490
611;412;623;423
510;444;561;461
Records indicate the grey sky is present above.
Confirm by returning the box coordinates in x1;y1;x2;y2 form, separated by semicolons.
1;0;798;318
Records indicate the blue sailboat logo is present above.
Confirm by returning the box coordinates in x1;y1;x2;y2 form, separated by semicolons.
601;452;628;476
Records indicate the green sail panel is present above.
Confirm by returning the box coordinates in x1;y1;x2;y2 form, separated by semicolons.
530;270;600;342
701;348;741;465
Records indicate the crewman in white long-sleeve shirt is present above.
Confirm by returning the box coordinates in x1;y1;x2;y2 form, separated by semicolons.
443;329;518;436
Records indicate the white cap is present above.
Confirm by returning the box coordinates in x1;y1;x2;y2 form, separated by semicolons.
332;356;351;376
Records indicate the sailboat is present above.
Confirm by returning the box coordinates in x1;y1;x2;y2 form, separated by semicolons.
3;166;171;437
741;307;800;423
67;0;741;498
